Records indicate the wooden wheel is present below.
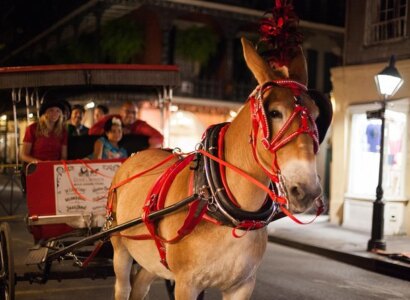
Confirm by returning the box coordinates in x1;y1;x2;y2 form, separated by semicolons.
0;223;15;300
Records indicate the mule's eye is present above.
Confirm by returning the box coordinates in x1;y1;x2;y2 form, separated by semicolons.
268;110;283;119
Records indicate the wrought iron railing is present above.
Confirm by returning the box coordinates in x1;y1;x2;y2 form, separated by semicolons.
206;0;268;10
368;17;407;44
174;78;254;103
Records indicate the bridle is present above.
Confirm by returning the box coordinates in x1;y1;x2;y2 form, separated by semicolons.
248;80;319;184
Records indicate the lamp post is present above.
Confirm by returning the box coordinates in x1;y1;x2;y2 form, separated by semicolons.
367;55;403;251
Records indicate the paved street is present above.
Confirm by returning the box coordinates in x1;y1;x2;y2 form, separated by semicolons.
3;215;409;300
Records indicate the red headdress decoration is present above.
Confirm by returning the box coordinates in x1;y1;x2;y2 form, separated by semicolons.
258;0;303;68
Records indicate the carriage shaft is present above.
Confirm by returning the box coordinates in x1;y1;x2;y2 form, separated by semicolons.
45;194;200;262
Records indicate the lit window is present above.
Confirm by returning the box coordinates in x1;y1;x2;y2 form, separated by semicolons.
347;99;408;199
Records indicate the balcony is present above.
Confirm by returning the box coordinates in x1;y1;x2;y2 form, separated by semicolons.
175;78;254;103
368;17;407;44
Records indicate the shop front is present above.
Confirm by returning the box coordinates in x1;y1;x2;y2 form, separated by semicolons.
330;60;410;236
343;100;408;235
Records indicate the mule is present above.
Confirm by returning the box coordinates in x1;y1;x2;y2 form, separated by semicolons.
110;38;324;300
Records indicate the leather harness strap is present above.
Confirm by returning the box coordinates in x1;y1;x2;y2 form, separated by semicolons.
113;154;208;269
217;123;240;207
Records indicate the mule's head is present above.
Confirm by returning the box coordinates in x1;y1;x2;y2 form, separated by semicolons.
242;38;327;213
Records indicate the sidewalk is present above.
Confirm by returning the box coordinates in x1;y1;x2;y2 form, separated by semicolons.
267;215;410;281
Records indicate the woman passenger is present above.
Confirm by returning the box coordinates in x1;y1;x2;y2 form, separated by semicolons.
21;97;68;163
92;117;127;159
93;104;109;123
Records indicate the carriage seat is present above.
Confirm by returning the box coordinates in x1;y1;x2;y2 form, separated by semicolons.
67;134;150;160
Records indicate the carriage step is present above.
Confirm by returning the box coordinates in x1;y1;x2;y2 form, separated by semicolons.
25;245;49;265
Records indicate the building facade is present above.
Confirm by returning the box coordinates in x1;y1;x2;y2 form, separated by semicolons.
330;0;410;235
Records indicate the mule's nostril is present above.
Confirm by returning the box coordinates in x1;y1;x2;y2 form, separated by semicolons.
290;186;302;199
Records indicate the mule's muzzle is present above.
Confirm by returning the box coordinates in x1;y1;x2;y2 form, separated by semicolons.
286;181;322;213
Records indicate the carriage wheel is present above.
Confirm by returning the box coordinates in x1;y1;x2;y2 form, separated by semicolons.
0;223;15;300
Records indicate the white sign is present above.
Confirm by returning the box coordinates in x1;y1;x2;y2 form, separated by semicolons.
54;161;122;227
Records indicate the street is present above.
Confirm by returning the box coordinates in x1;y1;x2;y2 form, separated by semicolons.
3;215;409;300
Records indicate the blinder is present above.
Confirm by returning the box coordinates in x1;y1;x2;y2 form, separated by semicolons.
307;90;333;144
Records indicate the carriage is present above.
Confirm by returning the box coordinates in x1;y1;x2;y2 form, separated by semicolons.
0;63;182;299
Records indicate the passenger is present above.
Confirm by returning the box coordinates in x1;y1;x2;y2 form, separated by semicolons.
20;97;68;164
92;117;127;159
89;101;163;148
61;99;72;122
93;104;109;123
67;104;89;136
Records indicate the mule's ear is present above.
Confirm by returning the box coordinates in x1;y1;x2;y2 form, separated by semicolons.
241;37;275;84
288;46;308;86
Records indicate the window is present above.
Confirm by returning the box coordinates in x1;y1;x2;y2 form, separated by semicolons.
347;99;408;200
366;0;408;44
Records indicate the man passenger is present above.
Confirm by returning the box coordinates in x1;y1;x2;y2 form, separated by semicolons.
67;104;89;136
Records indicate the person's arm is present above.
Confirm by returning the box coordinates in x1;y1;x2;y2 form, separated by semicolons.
133;121;164;148
92;139;104;159
148;135;164;148
21;124;40;163
61;129;68;160
89;114;120;135
20;142;40;163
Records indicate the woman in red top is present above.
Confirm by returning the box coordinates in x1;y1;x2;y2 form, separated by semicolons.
21;97;68;163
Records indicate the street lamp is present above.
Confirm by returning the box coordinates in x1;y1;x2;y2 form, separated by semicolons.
367;55;403;251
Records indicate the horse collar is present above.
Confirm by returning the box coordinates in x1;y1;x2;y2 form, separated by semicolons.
198;123;283;228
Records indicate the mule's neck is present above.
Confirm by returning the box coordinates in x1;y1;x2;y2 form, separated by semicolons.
223;104;270;212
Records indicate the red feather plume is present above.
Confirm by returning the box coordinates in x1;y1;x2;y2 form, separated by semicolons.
258;0;303;68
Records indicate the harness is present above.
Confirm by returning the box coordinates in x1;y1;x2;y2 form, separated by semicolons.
200;123;281;230
107;79;324;269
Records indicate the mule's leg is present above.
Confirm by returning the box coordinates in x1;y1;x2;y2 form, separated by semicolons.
129;267;157;300
112;237;134;300
173;280;201;300
221;275;256;300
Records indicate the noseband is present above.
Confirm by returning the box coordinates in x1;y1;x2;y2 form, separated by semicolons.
249;80;319;183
